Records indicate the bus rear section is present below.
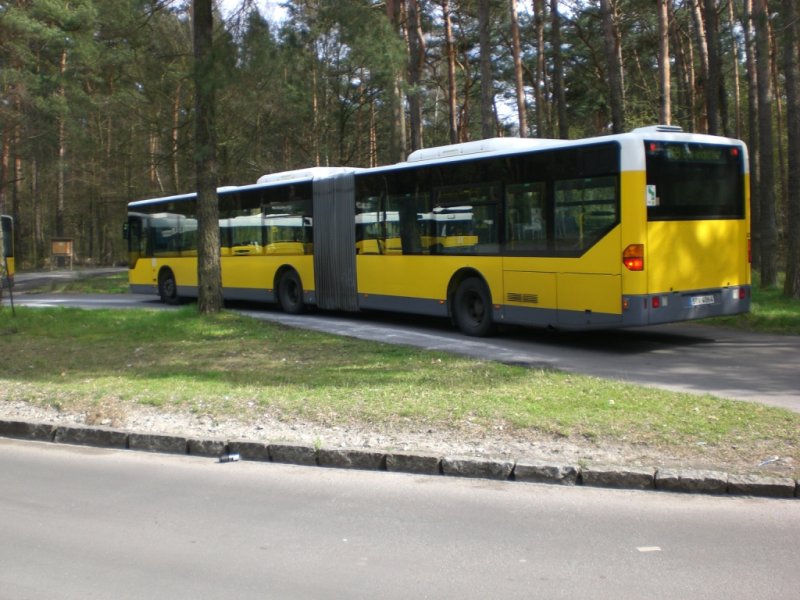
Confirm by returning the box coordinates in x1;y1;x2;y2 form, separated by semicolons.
621;137;751;326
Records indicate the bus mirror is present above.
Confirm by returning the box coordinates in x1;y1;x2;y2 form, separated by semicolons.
122;222;129;240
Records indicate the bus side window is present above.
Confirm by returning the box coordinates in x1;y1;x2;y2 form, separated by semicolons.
431;183;499;255
554;176;618;252
355;196;381;255
126;217;146;262
505;182;546;254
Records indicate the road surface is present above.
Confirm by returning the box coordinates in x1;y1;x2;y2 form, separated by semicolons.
1;438;797;600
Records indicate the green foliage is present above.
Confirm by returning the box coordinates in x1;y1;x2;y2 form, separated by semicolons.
711;273;800;334
2;0;796;282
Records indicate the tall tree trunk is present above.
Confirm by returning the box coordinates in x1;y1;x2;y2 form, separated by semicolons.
742;0;760;272
782;0;800;298
600;0;624;133
550;0;568;139
407;0;425;151
56;48;67;239
510;0;528;137
14;130;23;264
671;7;694;128
193;0;222;314
658;0;672;125
753;0;777;287
370;96;378;167
172;82;182;193
769;20;786;223
32;158;41;266
701;0;722;134
385;0;406;162
312;61;320;166
727;0;742;138
533;0;547;136
442;0;459;144
479;0;494;139
691;0;712;132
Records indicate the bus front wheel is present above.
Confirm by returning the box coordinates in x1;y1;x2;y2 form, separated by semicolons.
158;269;180;305
277;270;304;314
453;277;495;337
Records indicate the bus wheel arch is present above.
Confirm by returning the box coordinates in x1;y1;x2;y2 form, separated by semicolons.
275;267;304;314
158;267;180;305
448;269;495;337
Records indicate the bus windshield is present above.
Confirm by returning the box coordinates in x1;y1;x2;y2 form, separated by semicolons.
645;141;744;220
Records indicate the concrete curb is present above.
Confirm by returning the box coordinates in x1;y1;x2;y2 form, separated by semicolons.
1;418;797;499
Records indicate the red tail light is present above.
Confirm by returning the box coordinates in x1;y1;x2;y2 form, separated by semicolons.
623;244;644;271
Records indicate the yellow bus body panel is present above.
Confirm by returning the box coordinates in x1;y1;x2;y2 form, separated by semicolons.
356;255;502;301
557;273;621;314
222;255;314;292
502;270;557;309
647;219;750;293
129;255;316;295
502;226;622;313
619;171;649;296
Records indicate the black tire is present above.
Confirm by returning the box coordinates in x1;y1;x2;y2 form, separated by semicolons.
277;270;304;314
453;277;495;337
158;269;180;305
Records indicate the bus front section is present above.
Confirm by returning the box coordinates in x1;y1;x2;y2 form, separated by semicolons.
622;135;751;326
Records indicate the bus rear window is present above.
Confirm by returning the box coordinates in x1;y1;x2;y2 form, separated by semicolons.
645;141;744;220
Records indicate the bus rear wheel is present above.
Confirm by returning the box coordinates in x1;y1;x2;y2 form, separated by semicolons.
158;269;180;305
453;277;495;337
277;270;304;314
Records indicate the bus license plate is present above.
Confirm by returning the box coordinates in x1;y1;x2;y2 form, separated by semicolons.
690;294;715;307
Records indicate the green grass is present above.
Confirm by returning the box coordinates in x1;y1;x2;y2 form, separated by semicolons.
709;275;800;334
29;272;130;295
1;306;797;473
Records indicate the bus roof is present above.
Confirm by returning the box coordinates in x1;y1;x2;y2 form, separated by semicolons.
394;127;747;174
256;166;362;185
128;126;748;209
130;167;362;208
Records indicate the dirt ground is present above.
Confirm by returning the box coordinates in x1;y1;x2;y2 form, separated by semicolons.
1;399;796;479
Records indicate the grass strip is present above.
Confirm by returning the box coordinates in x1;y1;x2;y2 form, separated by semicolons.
1;307;797;467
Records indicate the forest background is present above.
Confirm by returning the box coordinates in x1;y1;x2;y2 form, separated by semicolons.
1;0;799;298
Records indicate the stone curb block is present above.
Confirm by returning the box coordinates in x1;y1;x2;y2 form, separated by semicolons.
728;474;797;498
53;425;128;449
1;419;798;499
442;456;514;480
188;438;227;457
269;443;318;466
128;432;188;454
0;420;56;442
228;440;271;462
655;469;728;494
318;448;386;471
581;465;656;490
514;461;580;485
386;452;442;475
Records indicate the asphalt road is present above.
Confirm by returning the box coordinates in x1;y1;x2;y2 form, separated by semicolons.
8;286;800;413
1;438;797;600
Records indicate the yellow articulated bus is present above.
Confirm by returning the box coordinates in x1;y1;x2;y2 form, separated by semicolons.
126;126;750;336
1;214;14;289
